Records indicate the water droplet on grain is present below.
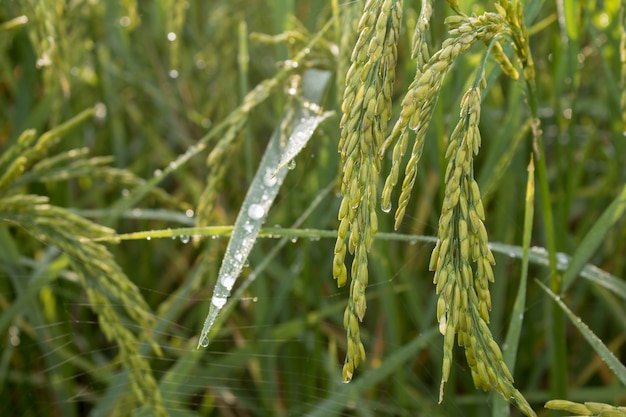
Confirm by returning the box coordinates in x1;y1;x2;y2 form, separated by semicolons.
199;335;210;347
248;204;265;220
381;202;392;213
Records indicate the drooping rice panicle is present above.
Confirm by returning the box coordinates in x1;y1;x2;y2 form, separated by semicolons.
411;0;433;67
429;80;535;417
381;12;510;229
334;0;402;382
545;400;626;416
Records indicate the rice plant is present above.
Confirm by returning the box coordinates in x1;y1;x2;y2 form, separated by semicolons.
1;1;625;416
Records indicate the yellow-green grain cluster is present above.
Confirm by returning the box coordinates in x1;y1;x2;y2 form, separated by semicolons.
334;0;402;382
373;2;537;413
545;400;626;417
0;194;167;417
380;12;509;229
411;0;432;69
428;81;534;417
335;0;365;94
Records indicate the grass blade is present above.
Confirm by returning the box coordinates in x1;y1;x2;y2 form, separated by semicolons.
537;280;626;387
562;183;626;292
493;154;535;417
197;69;332;348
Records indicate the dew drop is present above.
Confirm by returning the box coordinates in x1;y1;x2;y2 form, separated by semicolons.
119;16;131;27
94;102;107;120
185;209;194;218
222;274;236;291
381;202;392;213
146;236;151;241
287;159;296;170
153;169;163;177
199;335;210;347
180;235;190;244
263;169;277;187
290;237;298;243
167;32;177;41
248;204;265;220
169;69;179;79
243;222;254;233
212;295;227;308
439;317;447;335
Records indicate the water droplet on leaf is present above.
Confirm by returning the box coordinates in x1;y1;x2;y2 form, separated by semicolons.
248;204;265;220
222;274;236;290
212;295;227;308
